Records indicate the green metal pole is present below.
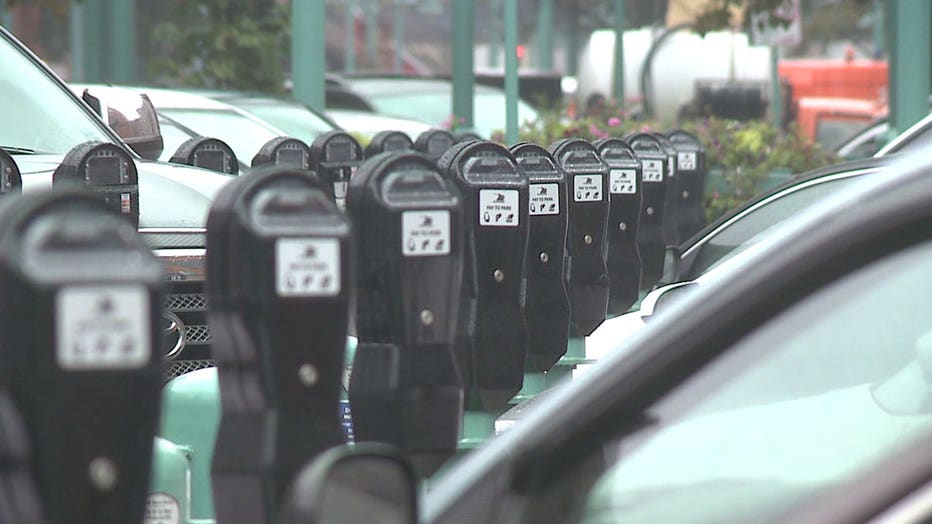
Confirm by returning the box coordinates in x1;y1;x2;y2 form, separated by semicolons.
0;0;12;31
536;0;553;70
80;0;105;82
612;0;625;103
109;0;136;83
345;1;356;73
770;46;782;128
70;0;84;81
393;1;405;73
872;0;885;57
488;0;501;68
888;0;930;135
366;0;377;69
292;0;326;111
452;0;474;130
565;2;578;76
504;0;518;142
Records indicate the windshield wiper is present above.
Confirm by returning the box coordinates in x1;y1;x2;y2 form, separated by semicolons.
0;146;37;155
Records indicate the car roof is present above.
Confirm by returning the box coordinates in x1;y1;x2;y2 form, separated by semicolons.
425;152;932;522
345;76;512;97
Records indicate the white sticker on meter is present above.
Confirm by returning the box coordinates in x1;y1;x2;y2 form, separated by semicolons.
144;493;181;524
402;210;451;256
573;174;603;202
609;169;637;194
56;285;150;370
642;159;664;182
479;189;519;226
677;152;697;171
529;183;559;215
276;238;341;297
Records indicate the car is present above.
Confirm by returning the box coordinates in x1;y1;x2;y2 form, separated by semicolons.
325;108;433;141
301;151;932;524
876;111;932;157
337;76;540;139
835;118;890;159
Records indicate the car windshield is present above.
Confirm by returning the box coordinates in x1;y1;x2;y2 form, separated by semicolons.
582;238;932;523
235;103;335;144
685;171;872;279
158;108;280;164
0;33;113;154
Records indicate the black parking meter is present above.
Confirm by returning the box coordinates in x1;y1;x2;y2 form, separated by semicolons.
0;391;42;522
0;191;163;524
625;133;670;291
206;167;351;523
548;138;610;336
252;136;313;171
53;141;140;226
310;131;363;208
456;131;483;143
346;151;464;477
655;133;682;248
509;143;570;372
0;149;23;196
170;137;239;175
414;129;456;162
437;141;529;410
365;130;414;158
593;137;643;314
666;129;707;240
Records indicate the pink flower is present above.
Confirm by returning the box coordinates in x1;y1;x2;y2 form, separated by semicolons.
607;117;621;127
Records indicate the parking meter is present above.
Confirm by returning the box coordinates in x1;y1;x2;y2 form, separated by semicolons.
53;141;140;226
625;133;670;291
0;149;23;196
437;141;529;410
655;133;682;247
666;129;707;240
252;136;313;171
0;191;163;524
414;129;456;162
509;143;570;372
548;138;610;336
593;137;643;315
365;130;414;158
310;131;363;208
456;131;483;143
346;151;464;477
0;391;42;522
170;137;239;174
206;166;351;523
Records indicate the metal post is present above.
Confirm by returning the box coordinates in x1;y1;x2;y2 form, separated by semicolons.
504;0;518;142
70;0;85;81
452;0;474;130
0;0;12;31
872;0;885;57
345;1;356;73
393;1;405;73
536;0;553;70
292;0;326;111
488;0;501;68
770;46;782;128
365;0;377;69
565;1;578;76
79;0;106;82
109;0;136;83
612;0;625;103
888;0;930;134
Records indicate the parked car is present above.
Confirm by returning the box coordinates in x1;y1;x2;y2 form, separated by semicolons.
303;151;932;524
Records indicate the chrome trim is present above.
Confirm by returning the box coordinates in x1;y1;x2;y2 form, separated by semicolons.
161;310;186;360
869;478;932;524
140;227;207;234
154;249;206;282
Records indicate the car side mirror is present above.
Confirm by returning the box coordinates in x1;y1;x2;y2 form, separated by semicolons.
656;245;681;287
280;444;418;524
641;281;698;322
81;87;164;160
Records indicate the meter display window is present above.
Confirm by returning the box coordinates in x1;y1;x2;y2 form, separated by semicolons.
194;149;227;173
85;155;124;185
276;148;306;169
325;142;354;162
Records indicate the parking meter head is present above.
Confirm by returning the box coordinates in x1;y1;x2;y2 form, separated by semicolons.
625;132;672;291
0;191;163;524
252;136;313;171
365;130;414;159
593;137;644;315
310;131;363;208
438;140;530;410
0;149;23;196
346;151;465;476
509;142;571;372
414;128;456;162
455;131;483;144
548;138;610;336
665;129;708;240
170;136;239;175
52;141;140;226
206;167;351;522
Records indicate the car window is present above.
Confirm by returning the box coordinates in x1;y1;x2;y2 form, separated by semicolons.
159;108;280;164
815;117;871;151
157;118;194;162
888;123;932;156
581;238;932;523
686;173;868;278
237;104;334;144
0;34;112;154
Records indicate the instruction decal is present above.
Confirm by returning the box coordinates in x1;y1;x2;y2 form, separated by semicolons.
276;238;341;297
402;210;451;256
610;169;637;194
529;183;560;215
573;174;603;202
479;189;519;226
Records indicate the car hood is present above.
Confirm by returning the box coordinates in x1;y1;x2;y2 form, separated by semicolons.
17;154;232;229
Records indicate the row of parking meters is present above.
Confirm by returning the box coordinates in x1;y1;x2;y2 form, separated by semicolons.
0;127;705;523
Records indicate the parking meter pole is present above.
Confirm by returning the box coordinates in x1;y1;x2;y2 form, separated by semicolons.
344;1;356;73
452;0;475;130
612;0;625;102
208;168;351;524
546;337;589;387
292;0;326;112
0;192;164;523
504;0;519;143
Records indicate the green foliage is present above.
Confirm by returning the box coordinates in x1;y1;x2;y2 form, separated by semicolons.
147;0;289;93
